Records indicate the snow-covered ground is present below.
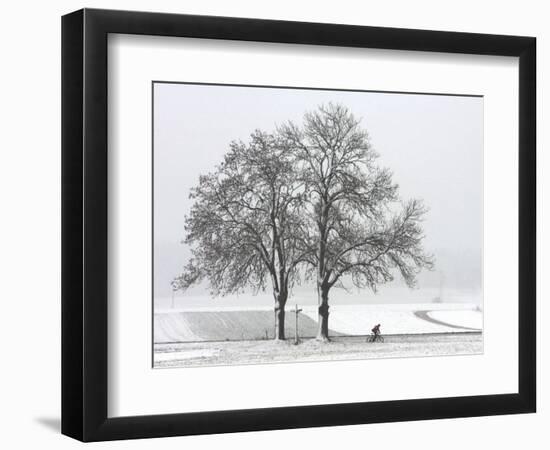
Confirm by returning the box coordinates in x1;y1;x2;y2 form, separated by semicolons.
154;349;216;362
298;303;481;335
427;310;482;330
154;334;483;368
155;287;482;311
154;303;482;344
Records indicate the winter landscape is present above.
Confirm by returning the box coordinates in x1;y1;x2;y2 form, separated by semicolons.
153;83;483;368
154;290;482;367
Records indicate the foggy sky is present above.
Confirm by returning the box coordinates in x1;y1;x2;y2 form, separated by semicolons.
153;82;483;300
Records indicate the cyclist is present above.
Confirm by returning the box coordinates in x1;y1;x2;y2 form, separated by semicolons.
371;323;381;342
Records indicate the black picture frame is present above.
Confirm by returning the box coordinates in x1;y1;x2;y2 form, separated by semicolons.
61;8;536;442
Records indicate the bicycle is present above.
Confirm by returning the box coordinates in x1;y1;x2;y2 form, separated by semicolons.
367;333;384;343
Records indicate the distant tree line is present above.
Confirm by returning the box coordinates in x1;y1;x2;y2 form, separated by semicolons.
172;103;434;341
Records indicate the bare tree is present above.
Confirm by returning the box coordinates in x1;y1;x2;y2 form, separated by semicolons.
279;104;434;341
172;131;310;340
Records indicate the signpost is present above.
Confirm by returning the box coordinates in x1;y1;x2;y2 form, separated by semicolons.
293;304;302;344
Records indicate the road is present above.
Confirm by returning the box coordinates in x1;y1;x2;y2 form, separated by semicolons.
154;332;483;368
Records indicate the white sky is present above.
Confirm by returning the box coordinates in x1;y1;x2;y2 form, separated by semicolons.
153;82;483;303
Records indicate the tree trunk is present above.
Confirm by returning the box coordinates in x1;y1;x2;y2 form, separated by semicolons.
273;292;287;340
316;286;330;341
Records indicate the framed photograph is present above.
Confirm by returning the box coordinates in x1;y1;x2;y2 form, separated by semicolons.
61;8;536;442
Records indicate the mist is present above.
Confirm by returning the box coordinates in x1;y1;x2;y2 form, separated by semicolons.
153;83;483;305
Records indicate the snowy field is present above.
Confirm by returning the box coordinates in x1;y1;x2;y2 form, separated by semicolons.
155;287;482;310
154;303;482;344
154;333;483;368
153;299;483;367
